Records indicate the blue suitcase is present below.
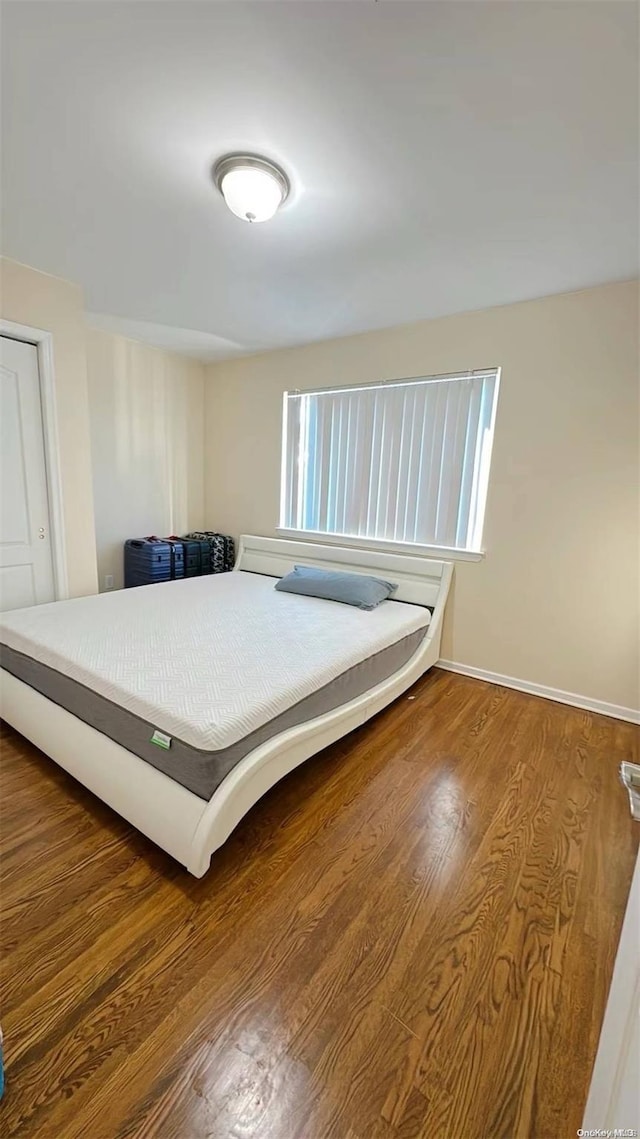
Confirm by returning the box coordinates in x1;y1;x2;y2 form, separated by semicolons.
166;536;211;577
124;538;184;588
184;531;235;573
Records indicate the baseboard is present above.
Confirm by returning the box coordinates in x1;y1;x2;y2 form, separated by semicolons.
436;660;640;725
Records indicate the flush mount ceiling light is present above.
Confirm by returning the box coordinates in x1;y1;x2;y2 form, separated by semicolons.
213;154;290;223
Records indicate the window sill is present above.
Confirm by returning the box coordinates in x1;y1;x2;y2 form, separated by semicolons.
276;528;485;563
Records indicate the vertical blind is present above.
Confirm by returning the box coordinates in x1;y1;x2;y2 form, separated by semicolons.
280;369;500;552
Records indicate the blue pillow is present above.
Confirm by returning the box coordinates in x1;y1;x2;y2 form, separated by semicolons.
275;565;397;610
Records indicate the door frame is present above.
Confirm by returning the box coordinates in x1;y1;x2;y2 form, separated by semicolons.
1;319;69;600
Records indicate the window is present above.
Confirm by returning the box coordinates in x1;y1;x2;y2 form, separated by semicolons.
280;368;500;555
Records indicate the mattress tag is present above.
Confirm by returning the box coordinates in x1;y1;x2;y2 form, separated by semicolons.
150;729;172;750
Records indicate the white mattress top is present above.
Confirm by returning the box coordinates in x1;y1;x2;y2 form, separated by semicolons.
0;571;430;750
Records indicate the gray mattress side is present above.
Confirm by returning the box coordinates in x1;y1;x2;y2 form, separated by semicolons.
0;626;428;800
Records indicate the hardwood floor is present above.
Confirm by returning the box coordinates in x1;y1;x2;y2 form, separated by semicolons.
1;668;638;1139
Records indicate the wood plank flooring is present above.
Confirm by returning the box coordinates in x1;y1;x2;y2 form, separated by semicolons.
1;668;638;1139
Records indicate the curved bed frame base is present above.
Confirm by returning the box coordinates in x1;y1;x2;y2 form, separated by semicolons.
1;536;453;877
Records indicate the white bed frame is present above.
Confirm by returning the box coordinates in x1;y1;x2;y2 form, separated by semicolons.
0;535;453;877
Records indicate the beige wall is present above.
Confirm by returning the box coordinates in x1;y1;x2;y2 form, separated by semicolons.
1;258;99;597
87;329;205;590
0;258;206;598
205;280;640;713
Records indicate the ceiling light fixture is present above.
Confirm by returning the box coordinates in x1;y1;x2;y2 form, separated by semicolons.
213;153;290;223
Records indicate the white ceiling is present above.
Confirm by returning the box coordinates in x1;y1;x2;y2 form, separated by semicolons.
2;1;638;361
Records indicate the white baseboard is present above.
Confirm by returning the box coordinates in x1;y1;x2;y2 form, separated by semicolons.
436;660;640;725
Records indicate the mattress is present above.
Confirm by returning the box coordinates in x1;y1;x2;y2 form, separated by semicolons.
0;571;431;799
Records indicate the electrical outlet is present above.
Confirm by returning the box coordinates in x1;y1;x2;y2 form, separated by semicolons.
104;574;114;590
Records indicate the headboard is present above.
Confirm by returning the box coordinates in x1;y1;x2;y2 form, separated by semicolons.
235;534;453;611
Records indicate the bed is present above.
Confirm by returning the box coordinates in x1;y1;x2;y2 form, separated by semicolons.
0;535;453;877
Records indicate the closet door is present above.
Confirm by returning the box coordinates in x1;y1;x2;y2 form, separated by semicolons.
0;336;56;610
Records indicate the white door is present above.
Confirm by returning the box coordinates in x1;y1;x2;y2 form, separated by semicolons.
0;336;56;610
582;848;640;1132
